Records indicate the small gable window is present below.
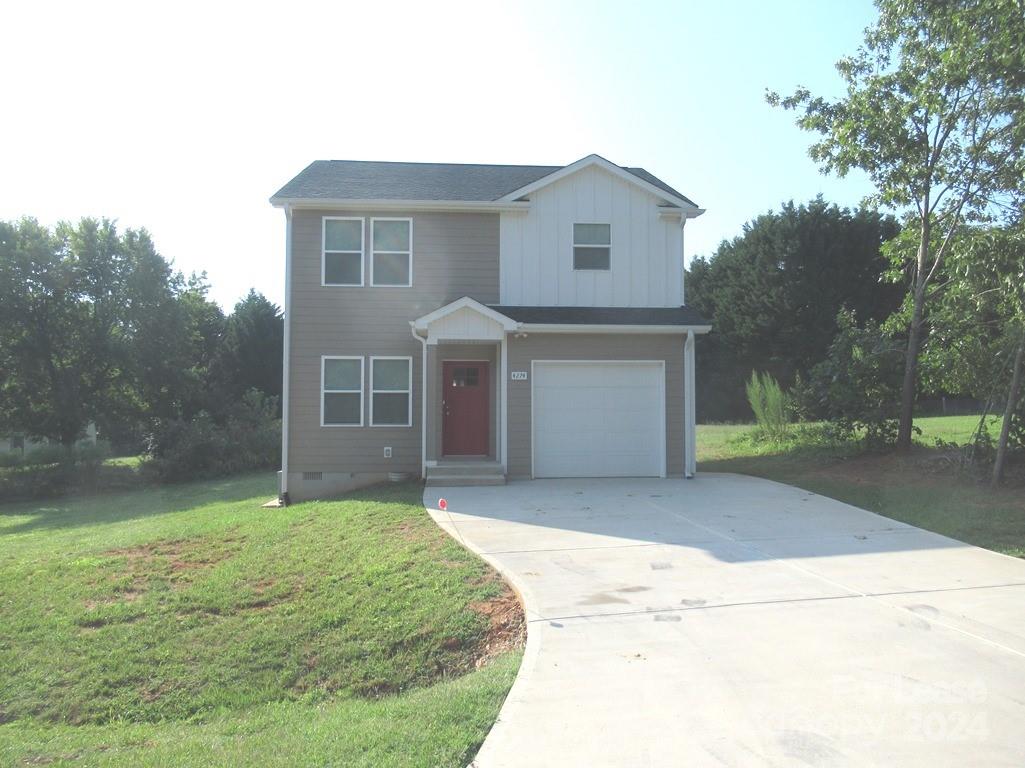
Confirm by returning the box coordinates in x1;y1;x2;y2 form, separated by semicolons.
573;223;611;270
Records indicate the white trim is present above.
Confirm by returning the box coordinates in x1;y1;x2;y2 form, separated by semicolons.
271;198;532;213
280;205;293;497
500;333;509;474
519;323;712;335
530;359;667;479
321;216;364;287
321;356;364;427
370;217;413;287
369;356;413;427
412;296;520;333
572;222;612;271
684;330;697;478
497;154;705;216
411;327;428;478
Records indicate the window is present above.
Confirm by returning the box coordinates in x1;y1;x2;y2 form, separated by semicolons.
322;357;363;426
371;218;412;286
371;357;412;426
573;223;611;270
323;217;364;286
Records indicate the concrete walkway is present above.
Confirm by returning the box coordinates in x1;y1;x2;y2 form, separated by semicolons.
424;474;1025;767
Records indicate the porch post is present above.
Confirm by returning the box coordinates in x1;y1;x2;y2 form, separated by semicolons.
500;332;509;473
684;329;696;478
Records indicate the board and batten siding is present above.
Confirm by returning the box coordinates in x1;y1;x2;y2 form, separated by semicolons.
505;333;686;479
499;164;685;307
287;209;499;478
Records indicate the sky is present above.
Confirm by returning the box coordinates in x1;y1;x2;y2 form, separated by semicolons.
1;0;880;310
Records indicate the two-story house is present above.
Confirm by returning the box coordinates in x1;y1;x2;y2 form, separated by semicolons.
270;154;710;502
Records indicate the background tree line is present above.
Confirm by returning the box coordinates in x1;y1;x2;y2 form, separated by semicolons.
695;0;1023;485
0;217;283;486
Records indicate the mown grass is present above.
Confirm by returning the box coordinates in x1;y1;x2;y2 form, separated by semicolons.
697;415;1025;558
0;474;520;766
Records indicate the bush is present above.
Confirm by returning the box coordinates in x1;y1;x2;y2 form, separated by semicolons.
23;443;69;467
0;451;22;468
143;390;280;482
800;310;905;448
745;371;792;441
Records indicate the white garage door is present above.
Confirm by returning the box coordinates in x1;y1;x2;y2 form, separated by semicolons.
533;361;665;478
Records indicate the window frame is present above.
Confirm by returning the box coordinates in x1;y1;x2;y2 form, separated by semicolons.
320;355;364;427
572;222;612;271
370;217;413;287
322;216;365;287
370;356;413;427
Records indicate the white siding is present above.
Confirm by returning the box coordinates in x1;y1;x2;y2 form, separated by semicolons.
428;306;505;343
499;165;684;307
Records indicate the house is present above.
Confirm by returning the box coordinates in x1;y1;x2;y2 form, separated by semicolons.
270;154;710;501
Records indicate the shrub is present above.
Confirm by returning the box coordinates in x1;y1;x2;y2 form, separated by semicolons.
23;443;69;467
0;451;22;468
801;309;905;448
746;371;792;441
143;390;280;482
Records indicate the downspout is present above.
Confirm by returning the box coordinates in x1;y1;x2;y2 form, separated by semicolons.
684;329;696;478
279;204;293;504
411;324;428;480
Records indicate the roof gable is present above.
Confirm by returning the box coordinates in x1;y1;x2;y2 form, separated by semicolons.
496;154;702;215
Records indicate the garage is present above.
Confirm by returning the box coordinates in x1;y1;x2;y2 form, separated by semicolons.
532;361;665;478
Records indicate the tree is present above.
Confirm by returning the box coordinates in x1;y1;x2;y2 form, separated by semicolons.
211;290;283;412
769;0;1025;450
0;218;227;452
0;218;133;449
928;224;1025;485
686;198;901;420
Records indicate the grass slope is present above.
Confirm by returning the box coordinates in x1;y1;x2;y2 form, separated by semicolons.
0;474;519;766
698;416;1025;558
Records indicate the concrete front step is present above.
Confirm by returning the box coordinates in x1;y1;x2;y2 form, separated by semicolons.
428;463;504;478
425;474;507;487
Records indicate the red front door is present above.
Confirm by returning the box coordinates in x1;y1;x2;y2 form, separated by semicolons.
442;361;490;456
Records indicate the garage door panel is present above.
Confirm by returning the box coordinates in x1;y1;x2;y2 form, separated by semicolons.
533;362;664;478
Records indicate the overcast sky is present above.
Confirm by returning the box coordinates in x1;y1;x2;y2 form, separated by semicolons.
2;0;879;309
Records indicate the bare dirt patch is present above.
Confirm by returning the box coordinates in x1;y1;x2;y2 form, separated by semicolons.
470;585;526;668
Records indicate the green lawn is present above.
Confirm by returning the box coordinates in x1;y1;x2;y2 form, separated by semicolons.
697;415;1025;558
0;475;521;767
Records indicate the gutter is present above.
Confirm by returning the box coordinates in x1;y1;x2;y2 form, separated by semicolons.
269;197;532;213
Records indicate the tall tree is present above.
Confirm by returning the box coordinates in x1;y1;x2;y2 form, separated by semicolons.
687;198;901;420
769;0;1025;449
211;290;283;411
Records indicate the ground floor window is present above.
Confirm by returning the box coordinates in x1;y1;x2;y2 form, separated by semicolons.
371;356;412;426
322;356;363;426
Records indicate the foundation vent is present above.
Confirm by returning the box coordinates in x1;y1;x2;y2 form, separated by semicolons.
302;471;323;481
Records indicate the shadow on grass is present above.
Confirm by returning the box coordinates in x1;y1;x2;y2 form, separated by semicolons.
0;472;277;536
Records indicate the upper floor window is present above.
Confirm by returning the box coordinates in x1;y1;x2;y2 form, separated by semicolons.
323;217;364;286
573;223;611;270
371;218;412;286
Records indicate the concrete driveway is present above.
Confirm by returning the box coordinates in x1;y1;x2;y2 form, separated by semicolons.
424;474;1025;767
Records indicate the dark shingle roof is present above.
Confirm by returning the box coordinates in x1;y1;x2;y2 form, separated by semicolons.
271;159;698;207
490;305;710;327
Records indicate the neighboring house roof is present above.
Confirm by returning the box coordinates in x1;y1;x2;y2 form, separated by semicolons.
490;305;711;327
271;156;699;209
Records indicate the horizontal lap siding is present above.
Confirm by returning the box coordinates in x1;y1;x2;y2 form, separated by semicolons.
506;334;685;478
288;209;499;473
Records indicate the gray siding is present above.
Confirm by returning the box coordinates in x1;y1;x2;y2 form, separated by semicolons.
506;334;686;479
287;209;499;481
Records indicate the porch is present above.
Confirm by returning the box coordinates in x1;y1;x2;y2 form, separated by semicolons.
412;298;516;486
